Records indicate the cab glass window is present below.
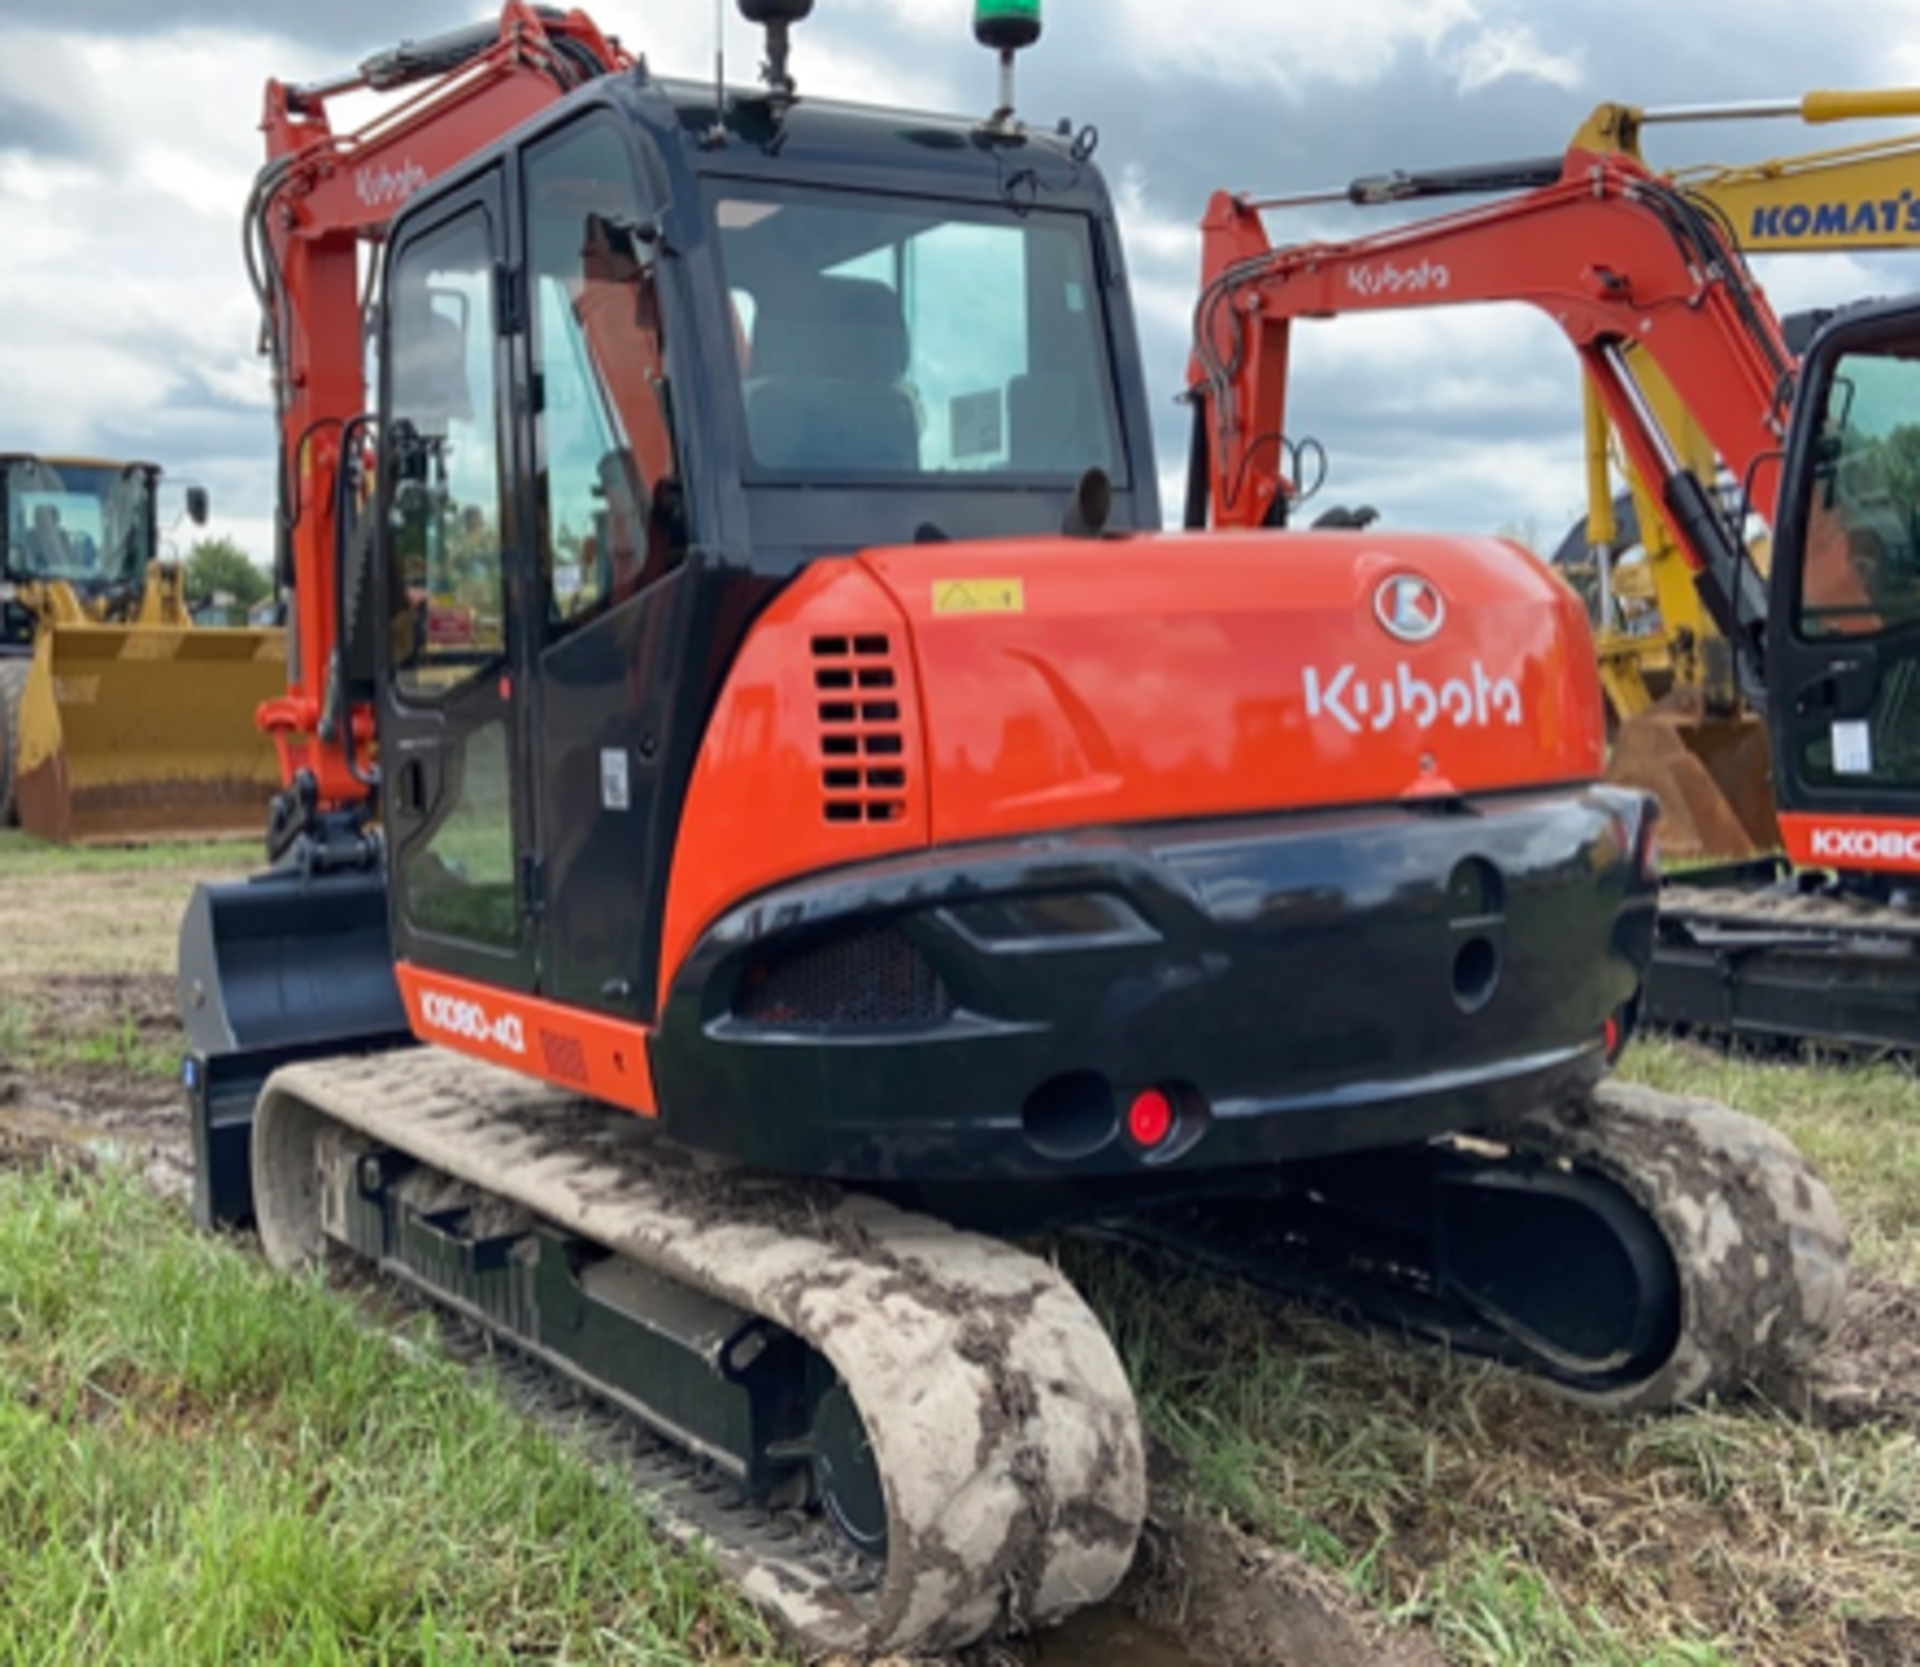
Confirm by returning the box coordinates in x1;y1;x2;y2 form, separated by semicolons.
1796;350;1920;640
386;210;507;701
717;191;1121;480
525;119;685;633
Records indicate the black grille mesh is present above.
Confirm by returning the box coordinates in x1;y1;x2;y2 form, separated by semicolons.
735;924;956;1028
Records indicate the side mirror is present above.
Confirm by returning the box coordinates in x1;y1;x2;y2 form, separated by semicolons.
186;485;211;526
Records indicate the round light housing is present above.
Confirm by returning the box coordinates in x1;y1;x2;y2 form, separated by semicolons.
974;0;1042;52
738;0;814;23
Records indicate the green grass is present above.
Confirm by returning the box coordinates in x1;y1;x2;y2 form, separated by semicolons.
1074;1239;1919;1667
0;830;257;877
0;998;180;1083
0;1159;786;1666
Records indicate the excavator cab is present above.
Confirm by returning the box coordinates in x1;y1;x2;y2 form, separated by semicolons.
361;85;1162;1031
1767;298;1920;862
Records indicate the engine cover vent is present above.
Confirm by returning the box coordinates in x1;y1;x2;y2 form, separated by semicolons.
811;633;907;824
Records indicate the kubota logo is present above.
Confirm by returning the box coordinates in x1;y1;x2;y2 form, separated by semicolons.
356;157;430;209
1345;258;1450;298
1808;825;1920;863
1304;660;1523;736
1374;573;1445;643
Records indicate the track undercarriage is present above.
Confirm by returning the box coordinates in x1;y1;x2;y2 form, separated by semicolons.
251;1049;1146;1656
1648;866;1920;1054
246;1047;1848;1654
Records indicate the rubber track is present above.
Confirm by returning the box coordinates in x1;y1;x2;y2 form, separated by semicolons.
1649;881;1920;1052
1505;1079;1851;1412
254;1048;1146;1656
0;657;27;826
1662;882;1920;941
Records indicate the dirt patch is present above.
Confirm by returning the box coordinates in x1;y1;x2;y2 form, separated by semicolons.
1809;1275;1920;1432
0;866;216;979
1846;1616;1920;1667
0;971;190;1199
1112;1489;1442;1667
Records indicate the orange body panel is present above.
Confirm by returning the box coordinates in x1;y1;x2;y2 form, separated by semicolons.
656;560;931;992
865;531;1605;847
395;960;659;1114
1779;810;1920;874
657;529;1605;993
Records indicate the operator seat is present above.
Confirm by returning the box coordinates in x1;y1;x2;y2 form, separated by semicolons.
744;275;920;471
25;506;72;573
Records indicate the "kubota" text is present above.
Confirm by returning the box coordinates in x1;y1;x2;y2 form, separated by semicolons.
1304;660;1522;736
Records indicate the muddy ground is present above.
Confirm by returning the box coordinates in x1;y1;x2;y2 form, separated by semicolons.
1;856;1916;1666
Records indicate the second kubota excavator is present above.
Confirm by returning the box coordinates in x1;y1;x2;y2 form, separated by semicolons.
1559;87;1920;861
174;4;1847;1652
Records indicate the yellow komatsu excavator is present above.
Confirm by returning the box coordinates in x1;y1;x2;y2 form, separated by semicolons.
1562;89;1920;857
0;453;285;843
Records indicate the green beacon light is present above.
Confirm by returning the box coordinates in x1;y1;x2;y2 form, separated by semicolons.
974;0;1041;127
974;0;1042;52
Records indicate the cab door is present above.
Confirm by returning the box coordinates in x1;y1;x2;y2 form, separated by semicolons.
378;169;541;993
1768;314;1920;848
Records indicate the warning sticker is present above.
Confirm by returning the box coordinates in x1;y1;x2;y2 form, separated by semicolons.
932;579;1025;615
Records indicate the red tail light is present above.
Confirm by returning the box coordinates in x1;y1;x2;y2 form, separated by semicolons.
1126;1087;1175;1149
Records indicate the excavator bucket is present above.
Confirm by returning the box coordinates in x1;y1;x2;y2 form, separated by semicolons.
1606;696;1779;861
12;620;285;844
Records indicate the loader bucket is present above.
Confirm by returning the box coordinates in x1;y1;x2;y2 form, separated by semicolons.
1606;697;1779;861
13;620;286;844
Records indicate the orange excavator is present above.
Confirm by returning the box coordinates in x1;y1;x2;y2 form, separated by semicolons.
1188;139;1920;1053
175;5;1846;1651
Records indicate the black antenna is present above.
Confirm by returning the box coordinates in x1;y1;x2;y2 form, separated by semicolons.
704;0;727;146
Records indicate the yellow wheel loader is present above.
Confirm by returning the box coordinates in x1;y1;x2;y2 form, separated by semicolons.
0;454;285;843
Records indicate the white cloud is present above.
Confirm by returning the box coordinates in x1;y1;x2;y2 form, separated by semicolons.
1442;25;1583;94
1103;0;1583;96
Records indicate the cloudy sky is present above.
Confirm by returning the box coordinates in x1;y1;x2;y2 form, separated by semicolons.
3;0;1917;566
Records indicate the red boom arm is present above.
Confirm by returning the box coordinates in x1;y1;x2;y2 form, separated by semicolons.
251;4;630;814
1189;150;1795;597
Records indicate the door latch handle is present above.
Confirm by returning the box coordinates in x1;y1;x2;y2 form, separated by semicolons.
397;757;427;813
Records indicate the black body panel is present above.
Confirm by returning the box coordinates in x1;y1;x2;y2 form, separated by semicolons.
650;787;1655;1191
